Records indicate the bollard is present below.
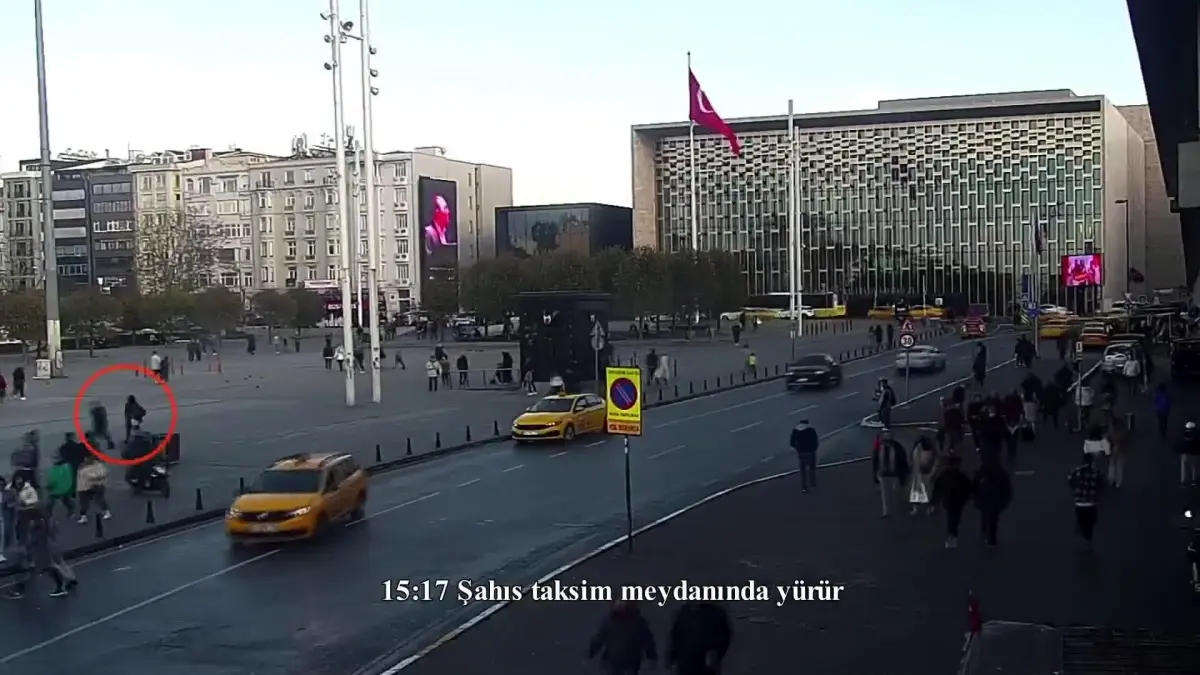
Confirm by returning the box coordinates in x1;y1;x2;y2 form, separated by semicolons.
657;388;663;402
435;431;442;449
689;382;694;395
94;514;104;538
194;487;204;511
775;364;780;376
742;371;746;383
703;379;708;391
674;384;679;398
717;376;722;387
145;499;156;524
406;437;413;455
493;420;500;436
466;426;472;442
238;476;246;494
375;444;382;462
672;360;678;378
217;356;223;374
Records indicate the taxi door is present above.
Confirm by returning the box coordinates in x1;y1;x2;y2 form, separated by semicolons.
586;395;608;432
321;463;350;519
572;397;596;433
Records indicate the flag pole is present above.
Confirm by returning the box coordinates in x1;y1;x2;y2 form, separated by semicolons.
787;99;796;357
794;119;805;339
688;51;698;253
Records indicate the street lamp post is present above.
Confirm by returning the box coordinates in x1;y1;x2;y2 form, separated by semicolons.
357;0;382;403
1115;199;1131;297
323;0;356;406
33;0;62;376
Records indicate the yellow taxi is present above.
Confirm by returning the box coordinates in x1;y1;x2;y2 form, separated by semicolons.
909;304;944;319
1038;319;1071;339
226;453;368;545
1078;322;1110;349
867;306;895;320
511;393;607;443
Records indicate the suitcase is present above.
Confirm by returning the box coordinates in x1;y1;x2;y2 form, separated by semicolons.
152;432;181;464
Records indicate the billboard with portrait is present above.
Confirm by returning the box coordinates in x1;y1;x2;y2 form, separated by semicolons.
1061;253;1103;287
417;177;459;304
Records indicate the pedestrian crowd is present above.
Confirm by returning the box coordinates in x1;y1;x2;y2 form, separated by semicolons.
587;599;732;675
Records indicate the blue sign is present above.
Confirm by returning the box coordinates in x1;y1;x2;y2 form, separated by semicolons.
1021;274;1030;295
609;378;638;410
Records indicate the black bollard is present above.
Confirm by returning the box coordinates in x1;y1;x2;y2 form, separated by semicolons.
493;420;500;436
775;364;780;376
466;426;472;442
238;476;246;494
406;437;413;455
703;379;708;391
742;371;746;383
689;382;694;395
674;384;679;398
145;499;156;524
194;487;204;511
435;431;442;449
375;444;382;462
657;388;663;402
717;376;722;387
94;514;104;538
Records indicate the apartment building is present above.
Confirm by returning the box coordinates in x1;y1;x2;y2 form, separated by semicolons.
0;170;43;289
86;168;137;291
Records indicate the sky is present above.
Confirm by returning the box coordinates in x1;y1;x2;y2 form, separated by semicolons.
0;0;1148;208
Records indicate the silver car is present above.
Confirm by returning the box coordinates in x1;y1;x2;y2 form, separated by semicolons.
896;345;946;372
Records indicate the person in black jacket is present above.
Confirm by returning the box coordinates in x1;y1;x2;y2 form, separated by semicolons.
790;420;819;493
88;400;116;449
668;601;732;675
972;458;1012;546
932;455;972;548
123;396;146;440
588;600;657;675
11;366;26;400
872;429;910;517
57;432;88;477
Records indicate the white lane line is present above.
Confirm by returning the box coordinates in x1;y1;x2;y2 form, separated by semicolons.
760;455;775;464
0;549;278;665
501;464;524;473
548;451;569;458
790;404;818;415
349;491;441;526
647;444;685;460
703;477;721;487
456;478;480;488
729;421;761;433
584;440;607;447
735;464;755;473
652;392;785;429
835;392;859;400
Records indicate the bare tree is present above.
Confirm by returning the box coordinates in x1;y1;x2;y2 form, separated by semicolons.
136;207;229;293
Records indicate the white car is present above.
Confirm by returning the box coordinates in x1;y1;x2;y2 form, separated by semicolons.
896;345;947;372
1101;342;1140;373
1039;304;1071;316
778;306;816;319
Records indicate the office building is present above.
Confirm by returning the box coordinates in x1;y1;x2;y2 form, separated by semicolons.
632;90;1180;311
495;203;633;258
0;170;43;289
86;168;137;291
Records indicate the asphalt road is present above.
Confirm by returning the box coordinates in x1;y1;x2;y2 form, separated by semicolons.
2;322;898;554
0;328;988;674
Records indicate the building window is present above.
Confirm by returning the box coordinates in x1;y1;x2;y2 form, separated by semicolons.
220;272;237;286
327;264;337;279
303;170;314;184
397;262;410;283
286;241;297;258
394;163;406;179
325;214;338;230
242;271;253;288
305;241;316;259
395;187;407;203
327;241;339;256
222;178;238;193
284;216;295;234
257;171;272;188
217;200;239;215
306;266;318;280
304;192;315;209
398;238;409;255
185;178;195;193
260;241;273;257
259;216;273;233
325;189;337;205
57;264;88;276
304;216;316;234
284;193;295;210
283;170;295;185
260;266;274;283
257;193;272;209
286;266;298;280
397;212;408;230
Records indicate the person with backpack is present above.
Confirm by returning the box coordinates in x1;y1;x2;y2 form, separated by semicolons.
123;395;147;440
668;601;732;675
4;511;76;599
45;456;76;518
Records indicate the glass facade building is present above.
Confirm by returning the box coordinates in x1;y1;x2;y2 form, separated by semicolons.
631;91;1154;314
496;203;633;258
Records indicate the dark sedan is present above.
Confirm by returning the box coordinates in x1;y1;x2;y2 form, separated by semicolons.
785;354;843;389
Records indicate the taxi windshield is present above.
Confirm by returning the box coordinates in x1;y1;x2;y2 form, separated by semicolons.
249;469;321;494
528;398;575;413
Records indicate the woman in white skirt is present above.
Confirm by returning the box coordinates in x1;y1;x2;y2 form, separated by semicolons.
909;435;938;515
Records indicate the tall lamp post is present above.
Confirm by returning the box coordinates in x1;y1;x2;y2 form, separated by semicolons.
323;0;356;406
1115;198;1132;318
33;0;62;376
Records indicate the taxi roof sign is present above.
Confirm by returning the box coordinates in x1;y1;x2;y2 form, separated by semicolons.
605;366;642;436
899;319;915;335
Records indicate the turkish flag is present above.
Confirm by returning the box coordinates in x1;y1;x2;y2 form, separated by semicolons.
689;68;741;156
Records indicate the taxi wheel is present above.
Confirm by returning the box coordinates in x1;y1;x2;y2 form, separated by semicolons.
563;424;577;442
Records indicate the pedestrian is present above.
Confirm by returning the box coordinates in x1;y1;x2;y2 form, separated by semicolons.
971;457;1012;547
322;343;334;370
667;601;732;675
789;419;819;493
11;366;26;401
425;355;441;392
45;456;76;518
940;398;965;453
522;367;537;396
1040;382;1064;429
874;378;897;429
1176;421;1200;486
1082;424;1111;482
148;350;162;380
1154;382;1172;440
57;432;88;479
886;323;895;349
0;372;7;403
5;511;76;598
966;393;986;446
1106;414;1129;488
909;435;938;515
354;345;366;373
1074;377;1095;431
439;354;452;388
731;323;741;345
456;354;469;387
873;324;883;349
11;430;41;490
0;476;14;563
654;355;671;385
587;600;658;675
394;349;406;370
1123;353;1143;397
971;345;987;387
10;472;40;543
334;344;346;371
645;349;659;381
872;429;909;518
1019;371;1042;430
75;454;112;524
932;454;972;548
744;350;757;378
124;395;146;440
1067;453;1102;547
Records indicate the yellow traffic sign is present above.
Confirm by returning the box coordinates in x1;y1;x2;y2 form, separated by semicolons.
605;366;642;436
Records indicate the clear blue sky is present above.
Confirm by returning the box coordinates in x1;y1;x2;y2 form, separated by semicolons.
0;0;1147;207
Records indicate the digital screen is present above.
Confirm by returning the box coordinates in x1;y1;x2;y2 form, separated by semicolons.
417;177;459;302
1061;253;1103;287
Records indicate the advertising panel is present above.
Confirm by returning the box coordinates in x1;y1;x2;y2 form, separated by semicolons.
1060;253;1103;287
417;177;459;305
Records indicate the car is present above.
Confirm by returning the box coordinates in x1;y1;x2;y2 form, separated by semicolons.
1039;304;1071;316
896;345;947;373
1038;319;1071;340
866;306;895;321
511;393;607;442
1079;325;1110;349
960;317;987;339
1170;338;1200;381
1101;342;1140;373
785;354;843;389
908;304;944;319
225;453;368;545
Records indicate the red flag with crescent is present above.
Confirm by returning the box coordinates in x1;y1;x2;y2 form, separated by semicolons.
689;68;742;156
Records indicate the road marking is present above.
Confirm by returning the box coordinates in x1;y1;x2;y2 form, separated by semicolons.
647;444;685;460
790;404;818;415
703;477;721;487
0;549;278;665
735;464;755;473
835;392;859;400
584;440;607;447
652;392;785;429
729;421;761;433
456;478;480;488
548;451;569;458
760;455;775;464
501;464;524;473
349;491;442;526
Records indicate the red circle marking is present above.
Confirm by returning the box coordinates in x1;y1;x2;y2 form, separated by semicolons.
72;363;179;466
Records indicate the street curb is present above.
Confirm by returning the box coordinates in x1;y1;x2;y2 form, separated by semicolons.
0;327;953;576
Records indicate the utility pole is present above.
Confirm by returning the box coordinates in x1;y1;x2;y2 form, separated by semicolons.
34;0;62;376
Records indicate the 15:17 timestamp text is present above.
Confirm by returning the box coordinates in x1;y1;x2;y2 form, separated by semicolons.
381;579;453;602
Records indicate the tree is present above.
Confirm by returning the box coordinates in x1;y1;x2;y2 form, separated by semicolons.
422;276;459;319
61;289;124;356
189;287;244;334
136;207;228;293
285;288;326;328
614;248;672;320
251;290;297;329
461;258;523;321
0;290;46;356
139;290;194;336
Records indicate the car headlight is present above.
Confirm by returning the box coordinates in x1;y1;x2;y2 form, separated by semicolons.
288;507;311;518
227;507;242;517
